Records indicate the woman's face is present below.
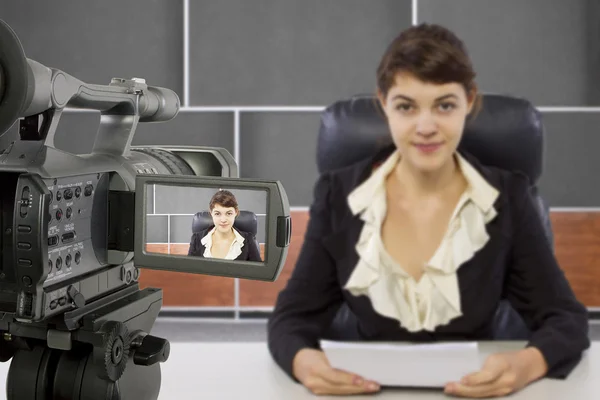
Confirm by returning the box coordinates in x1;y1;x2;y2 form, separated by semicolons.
211;204;237;233
378;72;475;173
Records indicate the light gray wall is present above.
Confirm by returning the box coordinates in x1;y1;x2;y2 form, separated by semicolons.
418;0;591;106
0;0;598;208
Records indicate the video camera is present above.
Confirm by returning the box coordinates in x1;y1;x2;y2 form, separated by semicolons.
0;19;290;399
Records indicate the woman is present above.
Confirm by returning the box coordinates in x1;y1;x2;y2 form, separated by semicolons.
188;189;262;262
267;23;589;397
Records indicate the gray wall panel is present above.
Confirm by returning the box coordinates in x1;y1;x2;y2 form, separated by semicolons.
146;215;168;243
538;112;600;207
586;0;600;104
240;112;321;206
146;184;155;215
1;0;183;100
256;215;266;244
171;215;194;244
189;0;412;106
152;186;267;215
418;0;593;106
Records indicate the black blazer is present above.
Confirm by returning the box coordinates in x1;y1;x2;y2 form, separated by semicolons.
267;144;589;382
188;227;262;262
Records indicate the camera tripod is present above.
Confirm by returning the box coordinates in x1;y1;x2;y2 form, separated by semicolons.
0;284;170;400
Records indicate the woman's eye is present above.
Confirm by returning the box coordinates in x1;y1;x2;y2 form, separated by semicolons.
438;102;456;112
395;103;412;112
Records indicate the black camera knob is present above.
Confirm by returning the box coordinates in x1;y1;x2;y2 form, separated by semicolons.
133;335;170;366
67;285;85;308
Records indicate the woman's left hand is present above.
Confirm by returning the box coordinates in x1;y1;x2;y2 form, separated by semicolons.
444;348;548;398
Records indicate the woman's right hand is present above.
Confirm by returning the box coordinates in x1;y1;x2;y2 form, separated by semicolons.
292;348;381;396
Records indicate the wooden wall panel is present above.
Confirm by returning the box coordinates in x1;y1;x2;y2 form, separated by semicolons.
551;212;600;306
138;212;600;308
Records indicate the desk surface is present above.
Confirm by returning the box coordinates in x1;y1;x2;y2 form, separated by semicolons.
0;341;597;399
159;341;599;399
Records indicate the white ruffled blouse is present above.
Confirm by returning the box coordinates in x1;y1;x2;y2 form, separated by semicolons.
201;227;245;260
344;150;500;332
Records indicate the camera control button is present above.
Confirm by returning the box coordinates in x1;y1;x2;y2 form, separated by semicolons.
18;259;32;267
49;300;58;310
17;225;31;233
22;276;32;287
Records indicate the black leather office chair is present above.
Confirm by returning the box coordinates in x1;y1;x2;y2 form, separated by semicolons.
318;93;553;341
191;210;260;251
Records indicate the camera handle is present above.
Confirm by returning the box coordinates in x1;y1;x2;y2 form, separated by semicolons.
1;284;170;399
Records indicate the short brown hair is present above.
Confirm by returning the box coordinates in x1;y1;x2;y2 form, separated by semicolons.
376;23;482;119
209;190;238;211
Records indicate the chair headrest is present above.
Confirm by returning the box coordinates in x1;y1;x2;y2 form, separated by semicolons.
192;210;258;236
317;93;544;184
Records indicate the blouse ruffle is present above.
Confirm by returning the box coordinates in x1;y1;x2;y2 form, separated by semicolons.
344;151;499;332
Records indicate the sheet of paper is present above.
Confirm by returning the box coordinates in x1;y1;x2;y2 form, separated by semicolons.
320;340;481;388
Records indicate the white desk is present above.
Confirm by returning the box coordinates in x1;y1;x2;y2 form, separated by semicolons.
0;342;597;399
159;341;599;399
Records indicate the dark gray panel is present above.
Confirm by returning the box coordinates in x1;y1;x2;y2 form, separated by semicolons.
154;186;268;214
170;214;267;244
256;215;266;244
146;185;155;215
1;0;183;99
538;112;600;207
240;112;321;206
587;0;600;104
189;0;412;106
418;0;595;106
170;215;195;244
1;111;233;156
146;215;168;243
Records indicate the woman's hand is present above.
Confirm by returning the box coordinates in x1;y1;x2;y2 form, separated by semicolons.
444;348;548;398
292;348;381;396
